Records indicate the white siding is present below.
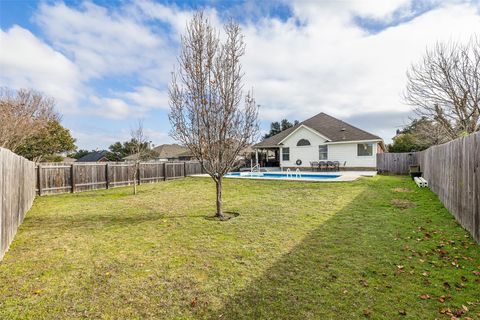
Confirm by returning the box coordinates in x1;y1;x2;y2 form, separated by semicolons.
279;126;378;168
327;143;377;168
280;127;328;167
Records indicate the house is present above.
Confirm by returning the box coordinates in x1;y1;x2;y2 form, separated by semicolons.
77;150;109;162
253;112;384;170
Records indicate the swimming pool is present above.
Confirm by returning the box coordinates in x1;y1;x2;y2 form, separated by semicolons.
224;171;341;181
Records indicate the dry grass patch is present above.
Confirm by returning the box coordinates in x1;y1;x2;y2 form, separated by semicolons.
391;198;415;209
392;187;414;193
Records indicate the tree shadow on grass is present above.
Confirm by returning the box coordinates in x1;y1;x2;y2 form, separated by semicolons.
24;209;212;231
207;186;478;320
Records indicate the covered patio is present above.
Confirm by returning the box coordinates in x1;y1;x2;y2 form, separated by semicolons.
253;146;280;168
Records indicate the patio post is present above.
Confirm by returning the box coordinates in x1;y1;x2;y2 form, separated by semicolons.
255;149;259;167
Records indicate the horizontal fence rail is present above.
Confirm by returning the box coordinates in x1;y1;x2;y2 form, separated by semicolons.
36;161;204;196
0;148;36;259
377;132;479;243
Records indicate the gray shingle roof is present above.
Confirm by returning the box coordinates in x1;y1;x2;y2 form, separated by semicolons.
254;112;382;148
77;150;108;162
153;144;192;158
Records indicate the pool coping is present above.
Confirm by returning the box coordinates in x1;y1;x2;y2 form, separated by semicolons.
190;171;377;182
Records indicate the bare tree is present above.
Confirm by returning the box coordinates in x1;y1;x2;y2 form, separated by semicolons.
0;88;59;152
404;36;480;140
129;120;149;195
169;12;259;219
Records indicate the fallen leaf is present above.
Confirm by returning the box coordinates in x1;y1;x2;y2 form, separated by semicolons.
190;297;197;308
419;294;430;300
453;308;465;317
363;309;371;317
398;310;407;316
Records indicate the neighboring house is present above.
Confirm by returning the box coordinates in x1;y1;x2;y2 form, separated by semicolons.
77;150;109;162
253;112;384;170
123;144;195;162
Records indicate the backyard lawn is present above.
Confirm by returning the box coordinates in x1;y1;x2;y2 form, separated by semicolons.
0;176;479;319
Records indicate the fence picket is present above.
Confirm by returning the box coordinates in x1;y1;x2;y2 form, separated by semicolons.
0;148;36;259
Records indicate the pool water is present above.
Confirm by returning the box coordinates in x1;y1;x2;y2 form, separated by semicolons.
224;172;341;181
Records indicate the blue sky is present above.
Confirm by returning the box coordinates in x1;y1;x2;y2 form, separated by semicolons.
1;0;479;149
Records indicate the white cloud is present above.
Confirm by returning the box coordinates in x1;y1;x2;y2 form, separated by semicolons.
34;1;171;80
0;25;81;111
118;86;169;110
89;96;132;119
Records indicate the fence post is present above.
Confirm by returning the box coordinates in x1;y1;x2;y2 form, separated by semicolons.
184;161;187;177
71;164;75;193
37;164;42;196
164;162;167;181
105;163;110;189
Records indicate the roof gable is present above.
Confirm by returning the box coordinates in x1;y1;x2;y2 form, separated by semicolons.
278;124;330;145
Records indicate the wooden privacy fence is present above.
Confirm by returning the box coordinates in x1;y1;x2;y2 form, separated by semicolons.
377;132;479;242
36;161;204;196
376;152;418;175
0;148;36;259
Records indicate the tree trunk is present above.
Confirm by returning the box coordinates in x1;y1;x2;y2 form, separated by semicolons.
133;162;138;195
215;177;224;219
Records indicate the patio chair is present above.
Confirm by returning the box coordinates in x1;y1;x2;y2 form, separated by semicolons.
318;161;327;171
326;161;335;171
310;161;319;171
332;161;340;171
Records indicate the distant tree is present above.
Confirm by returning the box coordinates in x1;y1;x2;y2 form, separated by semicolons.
404;36;480;140
263;119;298;139
281;119;298;131
388;134;423;153
0;88;59;152
169;12;259;219
107;139;155;161
129;121;149;195
42;154;65;162
15;120;76;162
388;117;449;152
263;121;281;139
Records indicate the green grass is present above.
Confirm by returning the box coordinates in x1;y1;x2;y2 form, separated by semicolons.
0;176;479;319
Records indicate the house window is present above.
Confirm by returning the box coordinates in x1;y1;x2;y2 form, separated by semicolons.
319;145;328;160
282;147;290;161
297;139;311;146
357;143;373;156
